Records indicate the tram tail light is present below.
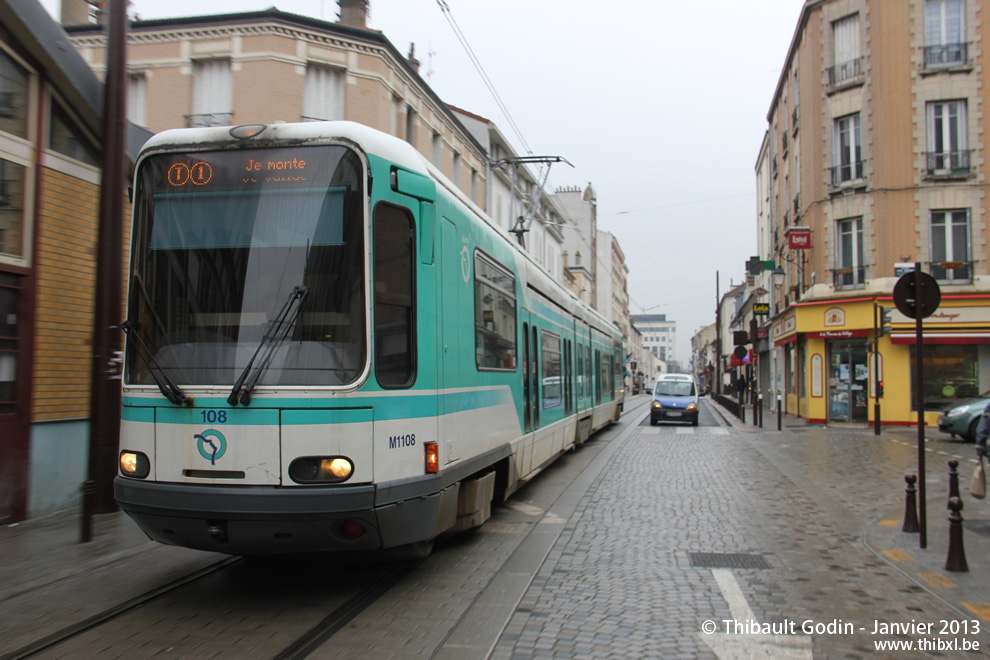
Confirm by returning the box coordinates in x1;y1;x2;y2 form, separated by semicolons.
424;441;439;473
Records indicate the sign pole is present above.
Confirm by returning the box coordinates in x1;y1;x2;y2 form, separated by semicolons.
873;302;881;436
913;262;927;549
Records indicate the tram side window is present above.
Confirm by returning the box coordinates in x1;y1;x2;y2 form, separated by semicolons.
373;203;416;388
541;330;562;409
474;252;517;370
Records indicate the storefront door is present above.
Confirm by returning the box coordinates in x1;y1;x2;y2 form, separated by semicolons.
828;340;869;423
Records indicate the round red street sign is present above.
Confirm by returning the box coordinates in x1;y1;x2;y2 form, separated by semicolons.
754;287;767;296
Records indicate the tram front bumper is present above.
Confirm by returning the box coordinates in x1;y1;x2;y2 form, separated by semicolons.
115;477;443;555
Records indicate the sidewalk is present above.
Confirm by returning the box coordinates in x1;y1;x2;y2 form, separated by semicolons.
708;394;990;627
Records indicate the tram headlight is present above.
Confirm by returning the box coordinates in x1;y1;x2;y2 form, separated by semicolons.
119;451;150;478
288;456;354;483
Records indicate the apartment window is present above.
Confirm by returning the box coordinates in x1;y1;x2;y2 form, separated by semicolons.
0;158;25;257
835;217;864;288
930;209;970;281
0;49;29;139
830;14;862;87
452;152;461;187
404;105;416;145
832;113;862;184
926;100;969;174
49;101;99;167
391;97;400;136
470;169;478;203
303;65;344;121
128;73;147;127
925;0;966;67
431;132;442;166
190;59;232;127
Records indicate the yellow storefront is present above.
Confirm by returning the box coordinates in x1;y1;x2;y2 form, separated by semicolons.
771;295;990;428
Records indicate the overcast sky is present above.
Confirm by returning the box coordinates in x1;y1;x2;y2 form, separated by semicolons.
39;0;804;363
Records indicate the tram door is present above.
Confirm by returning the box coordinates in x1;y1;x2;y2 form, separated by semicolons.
440;218;463;462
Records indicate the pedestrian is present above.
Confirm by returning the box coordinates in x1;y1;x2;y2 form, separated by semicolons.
977;401;990;460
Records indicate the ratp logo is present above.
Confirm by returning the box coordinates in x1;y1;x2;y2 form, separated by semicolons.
195;429;227;465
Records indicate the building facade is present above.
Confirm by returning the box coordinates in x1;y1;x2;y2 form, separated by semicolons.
762;0;990;426
631;314;677;366
63;2;490;209
0;0;150;521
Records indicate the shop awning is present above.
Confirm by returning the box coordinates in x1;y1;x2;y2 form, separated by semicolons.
890;331;990;345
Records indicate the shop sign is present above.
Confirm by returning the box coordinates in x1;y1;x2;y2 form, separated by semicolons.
788;227;812;249
824;307;845;327
753;303;770;315
807;330;869;339
894;263;915;276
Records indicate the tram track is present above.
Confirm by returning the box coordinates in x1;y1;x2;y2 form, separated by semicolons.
1;556;242;660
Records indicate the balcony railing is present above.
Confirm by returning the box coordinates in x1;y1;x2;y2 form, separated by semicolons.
926;149;972;176
832;265;866;289
186;112;233;128
827;57;864;89
924;42;968;68
830;160;865;185
928;260;973;283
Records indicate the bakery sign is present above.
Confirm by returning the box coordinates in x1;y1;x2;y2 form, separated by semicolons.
824;307;845;327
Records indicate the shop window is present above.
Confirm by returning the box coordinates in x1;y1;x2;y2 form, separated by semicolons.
0;271;19;414
910;344;980;411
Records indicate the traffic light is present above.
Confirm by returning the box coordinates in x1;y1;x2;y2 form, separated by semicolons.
877;380;884;398
878;306;894;337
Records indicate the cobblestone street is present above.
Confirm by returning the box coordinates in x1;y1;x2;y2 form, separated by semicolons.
490;396;990;659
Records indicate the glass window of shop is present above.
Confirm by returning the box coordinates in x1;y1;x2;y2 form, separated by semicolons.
909;344;982;411
797;339;807;398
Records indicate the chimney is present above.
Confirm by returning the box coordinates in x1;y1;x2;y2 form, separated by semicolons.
407;43;420;73
338;0;369;29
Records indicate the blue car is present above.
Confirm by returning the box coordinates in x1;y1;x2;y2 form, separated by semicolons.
651;373;699;426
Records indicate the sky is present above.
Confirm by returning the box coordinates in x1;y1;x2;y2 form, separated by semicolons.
39;0;805;363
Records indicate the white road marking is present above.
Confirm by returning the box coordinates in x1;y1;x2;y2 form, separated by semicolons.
676;427;694;434
701;568;813;659
711;428;729;435
504;501;544;517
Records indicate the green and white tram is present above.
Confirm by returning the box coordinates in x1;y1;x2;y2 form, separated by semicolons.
116;121;624;555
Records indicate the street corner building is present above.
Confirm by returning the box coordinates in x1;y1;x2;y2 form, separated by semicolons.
753;0;990;428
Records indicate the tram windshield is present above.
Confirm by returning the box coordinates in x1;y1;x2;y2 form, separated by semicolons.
125;145;367;388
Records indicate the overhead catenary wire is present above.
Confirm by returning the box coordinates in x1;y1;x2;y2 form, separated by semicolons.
435;0;533;156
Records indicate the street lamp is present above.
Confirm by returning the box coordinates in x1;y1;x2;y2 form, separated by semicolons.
773;267;786;288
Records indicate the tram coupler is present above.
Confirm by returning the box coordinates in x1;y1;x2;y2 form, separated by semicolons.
902;474;919;533
945;496;968;572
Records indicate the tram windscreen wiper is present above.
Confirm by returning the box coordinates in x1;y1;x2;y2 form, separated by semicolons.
228;285;309;406
121;320;191;406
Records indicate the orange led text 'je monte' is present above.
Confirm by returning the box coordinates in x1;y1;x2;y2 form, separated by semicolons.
245;157;307;171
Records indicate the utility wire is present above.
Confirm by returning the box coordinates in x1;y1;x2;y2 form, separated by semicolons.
435;0;533;156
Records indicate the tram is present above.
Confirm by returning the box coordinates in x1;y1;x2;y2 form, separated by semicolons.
115;121;624;556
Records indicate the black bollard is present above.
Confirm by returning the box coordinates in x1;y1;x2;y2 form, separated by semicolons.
945;496;968;572
777;395;782;431
758;396;763;428
947;459;960;501
903;474;920;533
81;480;95;543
